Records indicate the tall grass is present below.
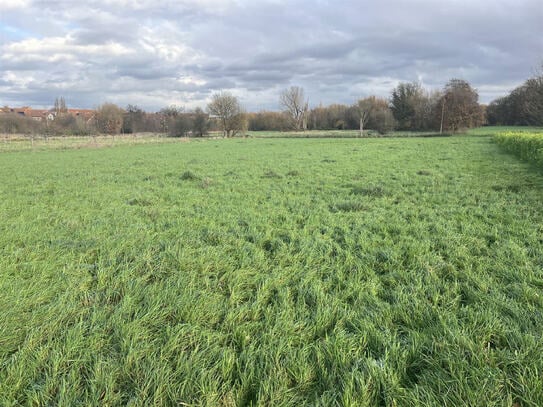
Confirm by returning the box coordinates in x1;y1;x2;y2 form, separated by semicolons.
0;133;181;153
1;136;543;405
495;132;543;168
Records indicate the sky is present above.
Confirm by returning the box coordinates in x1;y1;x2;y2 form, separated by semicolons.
1;0;542;111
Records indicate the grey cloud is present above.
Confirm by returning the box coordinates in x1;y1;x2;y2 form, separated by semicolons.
71;27;137;45
115;66;177;81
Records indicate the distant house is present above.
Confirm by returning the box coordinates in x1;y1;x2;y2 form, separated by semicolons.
7;107;31;116
1;106;95;123
1;107;50;121
28;109;51;121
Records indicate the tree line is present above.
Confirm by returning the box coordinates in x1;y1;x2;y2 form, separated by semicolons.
1;68;541;137
487;69;543;126
249;78;484;135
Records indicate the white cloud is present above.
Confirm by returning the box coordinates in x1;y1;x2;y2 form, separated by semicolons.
0;0;30;10
3;36;134;58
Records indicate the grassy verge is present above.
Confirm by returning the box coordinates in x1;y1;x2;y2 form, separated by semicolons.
1;137;543;405
248;126;543;139
495;132;543;168
247;129;449;138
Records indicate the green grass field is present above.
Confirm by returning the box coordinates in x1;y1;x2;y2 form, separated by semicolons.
247;126;543;139
0;133;180;153
2;126;542;155
1;135;543;406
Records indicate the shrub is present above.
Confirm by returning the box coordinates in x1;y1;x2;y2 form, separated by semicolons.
169;115;193;137
0;113;41;134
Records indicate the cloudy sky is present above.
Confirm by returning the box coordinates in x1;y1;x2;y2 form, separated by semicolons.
1;0;542;111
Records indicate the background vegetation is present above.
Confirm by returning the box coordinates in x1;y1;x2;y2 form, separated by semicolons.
487;73;543;126
2;66;540;138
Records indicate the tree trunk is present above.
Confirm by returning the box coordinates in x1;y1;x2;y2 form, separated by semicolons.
360;118;364;137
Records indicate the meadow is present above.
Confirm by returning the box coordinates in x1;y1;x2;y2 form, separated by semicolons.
2;126;541;154
1;134;543;406
0;133;181;153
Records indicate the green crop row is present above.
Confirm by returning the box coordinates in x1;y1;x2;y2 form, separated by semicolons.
495;132;543;167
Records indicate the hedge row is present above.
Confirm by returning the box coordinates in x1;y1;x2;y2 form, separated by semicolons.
495;132;543;168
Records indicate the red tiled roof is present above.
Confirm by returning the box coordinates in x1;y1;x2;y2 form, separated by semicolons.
1;106;95;120
67;109;95;120
27;109;48;117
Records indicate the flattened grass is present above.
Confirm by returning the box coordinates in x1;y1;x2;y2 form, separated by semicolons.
1;136;543;405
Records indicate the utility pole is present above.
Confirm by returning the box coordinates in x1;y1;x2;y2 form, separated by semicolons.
440;98;446;134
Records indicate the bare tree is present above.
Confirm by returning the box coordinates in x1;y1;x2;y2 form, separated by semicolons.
207;91;246;137
522;65;543;125
438;79;484;132
159;105;185;135
280;86;309;130
123;104;145;134
54;96;67;116
95;103;124;134
160;105;184;118
357;96;395;135
191;107;209;137
357;100;371;137
247;111;291;131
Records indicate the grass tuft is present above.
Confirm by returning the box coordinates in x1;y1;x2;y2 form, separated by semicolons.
330;200;367;212
262;170;282;178
350;184;388;197
180;170;199;180
126;197;152;206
